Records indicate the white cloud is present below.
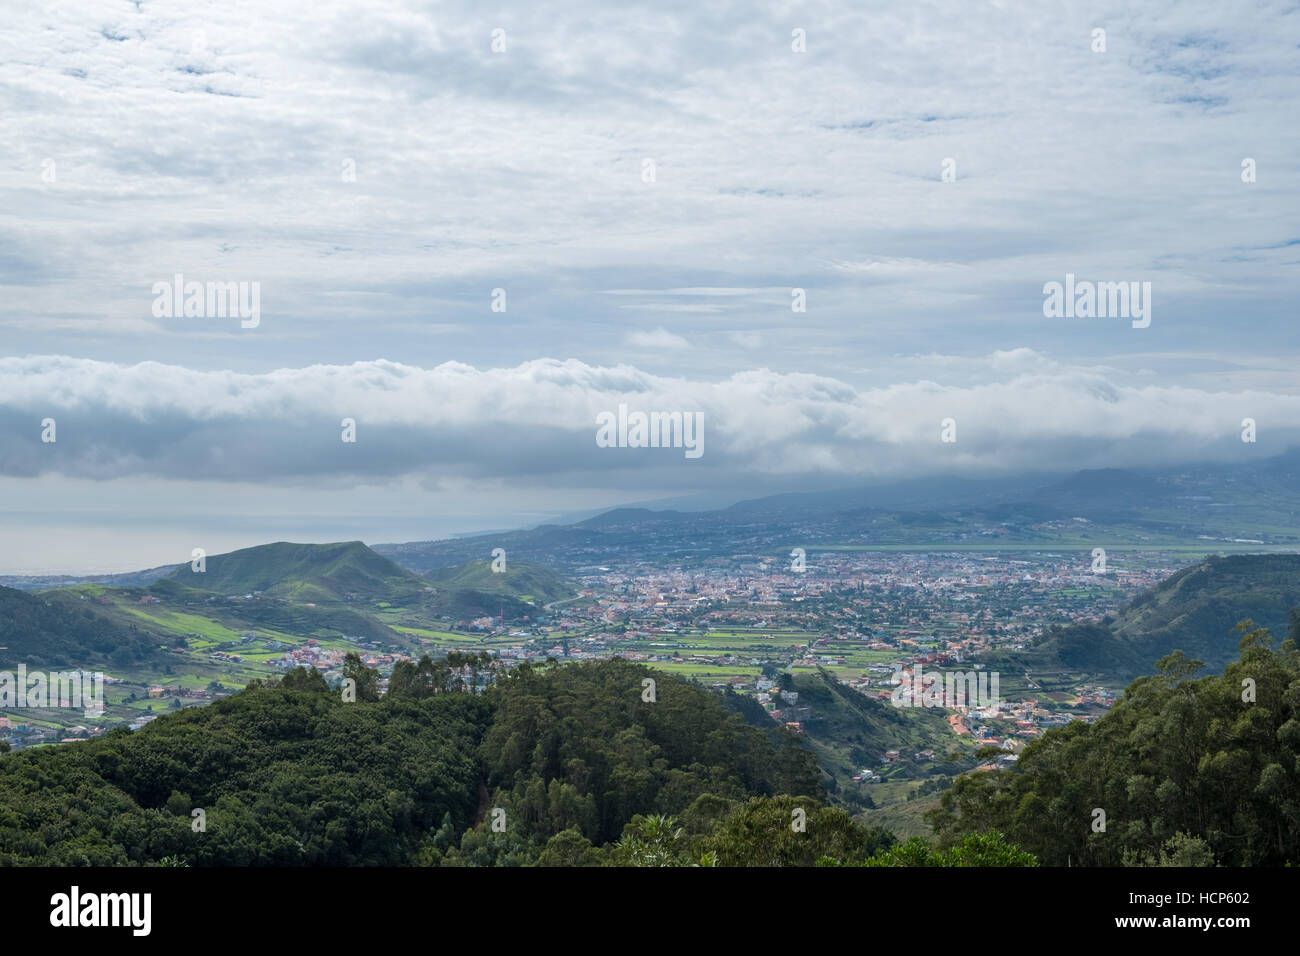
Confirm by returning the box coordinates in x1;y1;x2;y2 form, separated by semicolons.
3;352;1297;484
627;328;691;349
3;1;1299;569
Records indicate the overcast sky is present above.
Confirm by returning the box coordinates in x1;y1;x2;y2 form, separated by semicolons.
2;0;1298;572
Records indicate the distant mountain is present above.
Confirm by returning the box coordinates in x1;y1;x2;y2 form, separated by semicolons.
721;472;1053;518
0;586;165;669
375;448;1300;570
996;554;1300;680
161;541;428;604
0;565;177;593
14;448;1300;588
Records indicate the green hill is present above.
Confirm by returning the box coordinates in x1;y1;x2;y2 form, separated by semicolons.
0;659;827;866
929;620;1300;866
161;541;428;605
424;559;574;622
1112;554;1300;665
994;554;1300;680
427;560;573;604
0;586;166;670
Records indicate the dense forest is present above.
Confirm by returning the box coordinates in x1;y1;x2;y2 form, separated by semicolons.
0;657;897;866
4;614;1295;866
928;616;1300;866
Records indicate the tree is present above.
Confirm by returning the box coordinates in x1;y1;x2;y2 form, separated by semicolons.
927;621;1300;866
835;831;1036;867
536;828;603;867
613;814;692;866
279;666;329;693
703;795;893;867
343;653;380;702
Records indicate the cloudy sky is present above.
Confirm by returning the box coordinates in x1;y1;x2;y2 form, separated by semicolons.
2;0;1298;572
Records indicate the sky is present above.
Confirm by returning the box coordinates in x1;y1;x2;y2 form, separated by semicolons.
1;0;1298;572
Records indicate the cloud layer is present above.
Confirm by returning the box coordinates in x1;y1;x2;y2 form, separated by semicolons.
3;352;1296;487
3;2;1298;570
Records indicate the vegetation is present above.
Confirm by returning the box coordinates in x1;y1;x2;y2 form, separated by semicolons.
0;585;164;669
426;559;573;606
776;667;965;807
993;554;1300;680
820;830;1037;866
928;618;1300;866
163;540;429;604
0;658;894;866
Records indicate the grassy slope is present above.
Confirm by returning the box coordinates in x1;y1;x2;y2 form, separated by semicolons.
991;554;1300;681
162;540;429;604
424;559;574;620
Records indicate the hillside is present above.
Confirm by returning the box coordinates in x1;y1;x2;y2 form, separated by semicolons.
1111;554;1300;666
782;669;973;807
162;541;429;604
0;659;830;866
428;564;572;608
929;621;1300;866
0;586;166;669
993;553;1300;680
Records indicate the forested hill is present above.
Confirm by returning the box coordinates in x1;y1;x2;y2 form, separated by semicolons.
0;585;165;669
929;619;1300;866
1108;554;1300;669
0;658;857;866
991;553;1300;680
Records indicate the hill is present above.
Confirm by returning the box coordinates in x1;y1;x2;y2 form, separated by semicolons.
0;586;166;669
408;559;576;622
929;621;1300;866
992;554;1300;680
0;658;829;866
779;669;973;808
1111;553;1300;665
427;560;573;605
161;541;428;604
